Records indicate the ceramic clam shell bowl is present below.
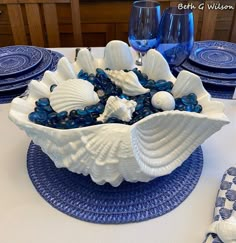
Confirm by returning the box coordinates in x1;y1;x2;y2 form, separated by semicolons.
9;41;229;187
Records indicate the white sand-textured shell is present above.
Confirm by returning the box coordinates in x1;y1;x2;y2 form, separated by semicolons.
49;79;99;113
97;96;137;122
105;70;149;96
151;91;175;111
9;40;229;186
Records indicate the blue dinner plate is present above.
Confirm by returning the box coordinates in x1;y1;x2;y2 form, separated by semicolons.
0;50;63;92
189;41;236;70
0;46;43;77
181;59;236;80
0;48;52;87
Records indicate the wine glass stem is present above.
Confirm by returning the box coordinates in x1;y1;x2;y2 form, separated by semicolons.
136;52;145;66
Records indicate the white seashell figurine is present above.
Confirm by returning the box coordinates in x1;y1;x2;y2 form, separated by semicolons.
97;96;137;122
50;79;99;113
9;40;230;187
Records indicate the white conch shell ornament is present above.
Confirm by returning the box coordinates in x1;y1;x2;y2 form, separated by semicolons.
9;40;229;187
97;96;137;122
49;79;99;113
105;70;150;96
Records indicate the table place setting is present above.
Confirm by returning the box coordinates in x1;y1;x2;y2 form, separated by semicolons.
172;40;236;100
0;45;63;104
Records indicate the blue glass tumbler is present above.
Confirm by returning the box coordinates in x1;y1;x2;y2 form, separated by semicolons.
128;1;161;66
156;7;194;69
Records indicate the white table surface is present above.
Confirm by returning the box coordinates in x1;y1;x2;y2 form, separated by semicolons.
0;48;236;243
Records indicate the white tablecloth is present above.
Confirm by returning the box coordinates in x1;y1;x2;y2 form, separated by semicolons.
0;48;236;243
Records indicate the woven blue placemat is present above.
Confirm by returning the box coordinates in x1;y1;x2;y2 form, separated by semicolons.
27;142;203;224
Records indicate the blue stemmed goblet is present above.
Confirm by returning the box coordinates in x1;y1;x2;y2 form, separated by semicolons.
128;0;161;66
156;7;194;70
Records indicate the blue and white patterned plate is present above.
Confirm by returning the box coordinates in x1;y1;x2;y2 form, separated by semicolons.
189;41;236;70
181;59;236;80
0;48;52;87
0;50;63;93
0;46;43;77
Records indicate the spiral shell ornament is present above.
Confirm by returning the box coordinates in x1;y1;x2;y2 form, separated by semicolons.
105;70;150;96
49;79;99;113
97;96;137;123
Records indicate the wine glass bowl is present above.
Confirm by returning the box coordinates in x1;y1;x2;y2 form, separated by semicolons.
128;0;161;65
156;7;194;69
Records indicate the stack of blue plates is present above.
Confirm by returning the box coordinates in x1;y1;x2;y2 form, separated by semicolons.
0;46;63;104
173;41;236;99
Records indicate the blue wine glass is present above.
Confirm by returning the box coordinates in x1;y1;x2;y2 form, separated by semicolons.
156;7;194;70
128;1;161;66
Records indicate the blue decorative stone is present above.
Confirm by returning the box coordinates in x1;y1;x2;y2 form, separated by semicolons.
76;109;88;116
185;104;195;112
66;120;79;129
194;104;202;113
57;111;68;120
28;111;48;125
87;74;96;84
36;98;50;107
48;112;57;121
69;110;79;119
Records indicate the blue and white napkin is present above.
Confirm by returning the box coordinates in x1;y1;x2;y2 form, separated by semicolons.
204;167;236;243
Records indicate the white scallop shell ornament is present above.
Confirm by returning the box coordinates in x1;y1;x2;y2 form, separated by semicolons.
97;96;137;122
49;79;99;113
105;70;149;96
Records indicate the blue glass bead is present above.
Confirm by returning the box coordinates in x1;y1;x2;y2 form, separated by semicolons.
185;104;195;112
48;112;57;120
87;74;96;83
90;112;99;119
176;104;185;111
85;105;98;113
194;104;202;113
175;98;183;106
187;93;198;105
96;103;105;113
42;105;53;113
28;111;48;124
132;68;144;81
66;120;79;129
76;109;88;116
135;103;144;111
78;70;88;80
142;73;148;80
154;80;169;91
56;120;67;129
57;111;68;120
50;84;57;92
119;94;129;100
146;80;156;89
69;110;79;119
36;98;50;107
142;107;153;116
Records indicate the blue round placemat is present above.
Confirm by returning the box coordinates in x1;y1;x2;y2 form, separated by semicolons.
27;142;203;224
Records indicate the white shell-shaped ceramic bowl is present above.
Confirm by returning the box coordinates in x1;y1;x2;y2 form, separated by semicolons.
9;40;229;186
